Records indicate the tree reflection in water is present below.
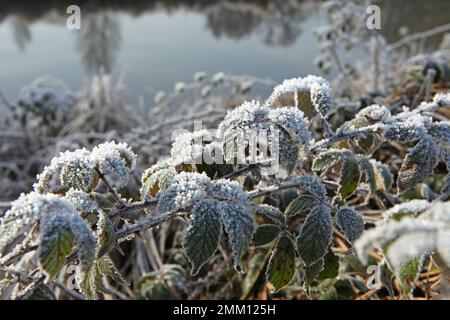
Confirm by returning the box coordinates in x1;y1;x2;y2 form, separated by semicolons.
76;12;121;73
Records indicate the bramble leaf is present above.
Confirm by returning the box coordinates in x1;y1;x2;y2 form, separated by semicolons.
252;225;281;246
397;135;439;192
335;207;365;243
218;202;255;273
96;211;115;258
266;235;296;291
303;258;324;286
297;205;333;266
254;205;285;226
183;200;222;276
284;195;318;217
338;158;361;199
38;212;74;280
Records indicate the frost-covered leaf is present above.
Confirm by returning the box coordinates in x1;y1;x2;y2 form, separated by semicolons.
312;150;343;171
96;211;115;258
284;195;318;217
303;258;324;286
252;225;281;246
357;157;377;193
297;205;333;266
217;101;311;171
371;160;393;191
336;207;364;243
266;235;296;291
81;256;125;300
397;135;439;192
183;200;222;276
218;202;255;273
266;76;333;118
38;212;74;280
0;192;44;254
428;122;450;145
65;189;96;212
156;172;211;214
338;158;361;199
34;149;96;194
293;174;328;199
383;200;431;221
140;167;176;200
254;204;285;226
90;141;136;187
383;114;432;143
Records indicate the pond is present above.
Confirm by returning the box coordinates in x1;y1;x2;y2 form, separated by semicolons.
0;0;449;102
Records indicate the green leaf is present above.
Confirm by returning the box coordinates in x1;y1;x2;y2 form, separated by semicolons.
312;150;342;171
183;200;222;276
398;257;422;297
397;136;439;192
335;207;365;243
317;252;340;280
140;168;176;199
254;204;285;226
357;157;377;193
303;258;324;286
82;256;125;300
218;202;255;273
338;158;361;199
252;225;281;246
373;160;393;191
297;205;333;266
38;213;74;280
284;195;318;217
266;235;296;292
96;211;115;258
278;126;299;173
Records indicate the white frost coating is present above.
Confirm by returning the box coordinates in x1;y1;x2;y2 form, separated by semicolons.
217;100;311;164
292;174;327;198
34;148;94;193
90;141;137;187
423;201;450;223
218;100;269;135
34;141;136;193
268;107;312;146
354;218;438;263
386;233;436;272
16;77;75;116
354;104;393;124
211;179;251;205
217;202;254;272
170;130;211;167
0;192;48;253
384;113;432;142
65;189;97;212
383;200;431;221
156;172;211;213
0;191;97;268
433;92;450;106
265;75;333;117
